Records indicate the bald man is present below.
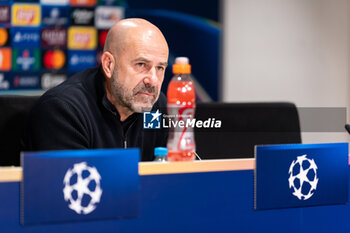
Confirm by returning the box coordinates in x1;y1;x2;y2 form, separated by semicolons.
22;18;169;161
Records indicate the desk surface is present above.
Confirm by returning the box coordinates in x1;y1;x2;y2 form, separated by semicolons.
0;158;255;182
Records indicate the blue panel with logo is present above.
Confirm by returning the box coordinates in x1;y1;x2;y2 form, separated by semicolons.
67;50;96;71
255;143;348;210
10;28;40;47
41;6;69;26
9;72;41;89
21;148;140;225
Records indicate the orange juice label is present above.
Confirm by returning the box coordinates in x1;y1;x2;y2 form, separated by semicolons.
166;104;196;151
167;80;195;104
12;4;41;26
68;27;97;50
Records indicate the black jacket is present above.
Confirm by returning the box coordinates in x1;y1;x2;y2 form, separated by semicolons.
22;67;168;161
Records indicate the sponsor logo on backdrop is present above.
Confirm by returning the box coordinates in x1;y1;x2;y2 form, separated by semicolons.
42;6;68;26
70;7;94;25
12;73;40;89
95;6;123;29
12;4;41;26
40;0;68;5
11;28;40;47
288;154;319;201
0;73;9;89
14;0;39;2
0;28;9;46
68;50;95;71
0;5;10;24
43;50;66;69
12;48;40;71
41;28;66;48
63;162;102;214
98;30;108;47
0;47;11;71
95;48;102;66
70;0;96;7
41;73;66;90
97;0;117;6
68;27;96;50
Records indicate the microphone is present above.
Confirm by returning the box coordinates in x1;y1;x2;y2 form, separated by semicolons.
345;124;350;134
194;151;202;160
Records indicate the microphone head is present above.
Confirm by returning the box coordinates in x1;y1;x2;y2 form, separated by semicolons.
345;124;350;134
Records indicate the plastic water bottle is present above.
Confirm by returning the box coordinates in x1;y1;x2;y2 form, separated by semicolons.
167;57;196;161
154;147;168;162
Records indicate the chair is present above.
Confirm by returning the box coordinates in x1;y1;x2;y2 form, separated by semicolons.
194;102;302;159
0;95;39;166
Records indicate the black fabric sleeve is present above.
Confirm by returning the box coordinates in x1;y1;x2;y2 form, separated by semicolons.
22;96;89;151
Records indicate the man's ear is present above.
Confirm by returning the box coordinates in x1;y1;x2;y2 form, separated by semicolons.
101;51;115;79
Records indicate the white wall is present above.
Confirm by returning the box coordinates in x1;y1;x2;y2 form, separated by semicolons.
222;0;350;143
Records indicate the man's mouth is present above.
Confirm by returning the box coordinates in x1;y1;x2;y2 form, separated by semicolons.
137;92;154;97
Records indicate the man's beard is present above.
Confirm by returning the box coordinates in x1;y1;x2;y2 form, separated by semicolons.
110;71;159;113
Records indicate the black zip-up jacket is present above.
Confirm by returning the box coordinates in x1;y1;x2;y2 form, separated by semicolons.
22;67;168;161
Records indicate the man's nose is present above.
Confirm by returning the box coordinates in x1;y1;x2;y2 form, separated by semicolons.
143;67;158;86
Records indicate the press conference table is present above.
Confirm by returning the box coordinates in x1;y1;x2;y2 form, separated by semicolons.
0;159;350;233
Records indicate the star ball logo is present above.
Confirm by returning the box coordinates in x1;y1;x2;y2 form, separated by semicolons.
63;162;103;215
288;154;319;201
143;110;161;129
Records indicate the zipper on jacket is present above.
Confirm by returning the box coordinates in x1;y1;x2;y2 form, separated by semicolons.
103;100;138;149
122;117;137;149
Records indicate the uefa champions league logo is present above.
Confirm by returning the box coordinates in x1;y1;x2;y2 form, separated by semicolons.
63;162;103;214
288;154;319;200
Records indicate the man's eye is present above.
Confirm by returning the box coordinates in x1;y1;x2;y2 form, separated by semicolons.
136;63;145;68
156;66;165;71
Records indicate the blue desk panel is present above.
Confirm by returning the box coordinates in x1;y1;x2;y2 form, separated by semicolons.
0;169;349;233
